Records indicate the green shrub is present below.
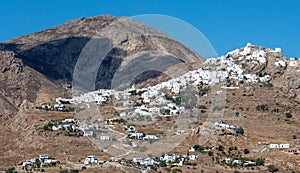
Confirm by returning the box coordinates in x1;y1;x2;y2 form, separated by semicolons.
285;113;292;118
268;165;279;172
243;149;249;154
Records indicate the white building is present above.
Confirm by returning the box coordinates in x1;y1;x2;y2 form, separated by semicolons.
130;132;144;139
62;118;76;123
43;159;57;166
143;135;158;140
39;154;49;160
100;135;110;141
289;60;298;67
269;144;279;148
232;160;242;165
274;60;286;67
274;48;281;52
84;156;100;164
188;155;198;160
83;131;94;137
243;161;256;167
279;144;290;148
225;158;231;164
161;154;177;163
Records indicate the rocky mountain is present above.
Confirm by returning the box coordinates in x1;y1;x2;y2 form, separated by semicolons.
0;15;203;119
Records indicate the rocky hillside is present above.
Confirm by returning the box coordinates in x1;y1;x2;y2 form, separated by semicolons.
0;15;203;119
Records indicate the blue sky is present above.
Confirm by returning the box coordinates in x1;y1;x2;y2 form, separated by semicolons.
0;0;299;57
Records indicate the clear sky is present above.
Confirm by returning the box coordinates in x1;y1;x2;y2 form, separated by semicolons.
0;0;299;57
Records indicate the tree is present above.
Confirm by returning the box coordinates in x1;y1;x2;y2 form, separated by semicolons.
243;149;249;154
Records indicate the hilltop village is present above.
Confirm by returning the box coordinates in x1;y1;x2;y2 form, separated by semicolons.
10;44;299;173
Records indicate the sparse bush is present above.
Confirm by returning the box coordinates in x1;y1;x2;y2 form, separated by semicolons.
193;145;205;151
235;127;244;136
255;158;264;166
268;165;279;172
217;145;224;151
172;168;182;173
59;170;68;173
243;149;249;154
6;167;15;173
256;104;269;111
285;113;292;118
159;160;167;167
265;83;273;88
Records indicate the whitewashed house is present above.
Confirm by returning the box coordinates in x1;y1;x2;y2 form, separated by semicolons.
172;83;181;94
83;131;94;137
149;107;160;114
243;161;256;167
84;155;100;164
225;158;232;164
232;160;242;165
170;109;179;115
130;132;143;139
279;144;290;148
289;60;297;67
188;155;198;160
100;135;110;141
52;126;63;131
143;97;151;104
22;160;34;167
189;147;196;152
274;60;286;67
43;159;57;166
162;154;177;163
119;112;127;117
143;135;158;140
259;75;271;83
41;104;51;109
269;144;279;148
39;154;49;160
62;118;76;123
144;158;154;166
132;157;143;164
274;48;281;52
54;104;65;111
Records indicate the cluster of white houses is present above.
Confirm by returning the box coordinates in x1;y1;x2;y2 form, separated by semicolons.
224;158;256;167
269;143;290;149
124;125;159;140
21;154;57;168
132;153;198;168
214;121;237;130
84;155;103;164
